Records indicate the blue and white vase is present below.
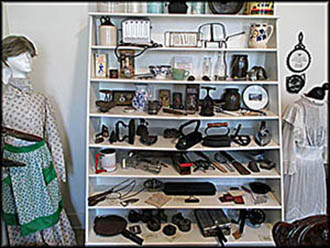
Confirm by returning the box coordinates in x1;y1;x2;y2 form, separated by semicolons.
132;84;149;112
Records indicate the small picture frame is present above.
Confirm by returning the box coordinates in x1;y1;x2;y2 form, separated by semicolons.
158;89;171;107
95;53;107;78
112;91;135;106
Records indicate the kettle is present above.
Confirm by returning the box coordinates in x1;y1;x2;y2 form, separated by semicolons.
99;16;117;46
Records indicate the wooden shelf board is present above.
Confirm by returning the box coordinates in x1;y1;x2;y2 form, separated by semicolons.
89;106;278;120
91;45;278;52
90;78;279;85
87;221;275;246
88;162;280;179
88;12;279;20
89;136;280;151
87;186;281;209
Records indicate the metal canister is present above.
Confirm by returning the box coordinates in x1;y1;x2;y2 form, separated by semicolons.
244;2;274;15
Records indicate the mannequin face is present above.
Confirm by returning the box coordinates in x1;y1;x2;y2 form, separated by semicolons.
6;52;33;77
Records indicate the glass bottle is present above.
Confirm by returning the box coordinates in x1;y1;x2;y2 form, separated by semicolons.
191;1;205;14
202;57;212;79
147;2;163;13
214;51;227;80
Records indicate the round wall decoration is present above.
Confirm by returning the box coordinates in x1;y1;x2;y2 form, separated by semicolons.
286;32;311;73
242;85;269;110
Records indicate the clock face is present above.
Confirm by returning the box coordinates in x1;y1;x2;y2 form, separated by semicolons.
287;48;311;73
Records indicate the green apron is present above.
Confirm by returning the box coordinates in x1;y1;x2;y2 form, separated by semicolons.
2;140;63;237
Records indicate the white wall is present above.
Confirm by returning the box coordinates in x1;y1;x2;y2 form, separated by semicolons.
2;2;328;232
276;2;328;111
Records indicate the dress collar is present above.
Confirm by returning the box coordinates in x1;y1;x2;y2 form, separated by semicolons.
7;77;33;93
301;94;325;106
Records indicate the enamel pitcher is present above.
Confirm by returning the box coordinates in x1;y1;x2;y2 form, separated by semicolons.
248;23;274;48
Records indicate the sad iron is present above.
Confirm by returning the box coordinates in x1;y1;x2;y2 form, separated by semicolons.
176;120;202;150
254;121;272;146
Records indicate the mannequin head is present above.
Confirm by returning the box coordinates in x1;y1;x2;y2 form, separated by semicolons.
2;35;37;80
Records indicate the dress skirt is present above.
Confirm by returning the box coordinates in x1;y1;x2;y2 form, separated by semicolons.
2;140;76;246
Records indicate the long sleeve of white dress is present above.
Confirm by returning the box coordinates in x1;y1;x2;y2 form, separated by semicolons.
282;103;304;175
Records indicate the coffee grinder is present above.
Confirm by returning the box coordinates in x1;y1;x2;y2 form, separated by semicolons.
200;86;216;116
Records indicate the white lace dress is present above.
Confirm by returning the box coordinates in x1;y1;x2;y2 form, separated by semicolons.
282;95;328;223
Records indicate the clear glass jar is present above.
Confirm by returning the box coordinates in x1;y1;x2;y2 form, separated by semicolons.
127;2;147;13
214;51;227;80
202;57;212;78
147;2;163;13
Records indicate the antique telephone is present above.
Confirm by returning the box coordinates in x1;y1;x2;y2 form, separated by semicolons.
176;120;203;150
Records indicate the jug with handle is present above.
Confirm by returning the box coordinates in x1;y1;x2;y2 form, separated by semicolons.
248;23;274;48
99;16;117;46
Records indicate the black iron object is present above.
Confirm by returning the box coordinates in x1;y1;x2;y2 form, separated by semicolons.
230;54;249;80
222;88;241;111
254;121;272;146
167;1;188;14
176;120;203;150
202;122;231;148
136;119;158;146
200;86;216;116
286;74;306;94
208;2;244;14
230;123;251;146
115;119;135;145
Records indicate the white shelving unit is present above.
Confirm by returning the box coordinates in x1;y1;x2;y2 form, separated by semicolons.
85;9;283;246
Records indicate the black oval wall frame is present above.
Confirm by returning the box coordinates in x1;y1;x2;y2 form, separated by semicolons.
286;32;312;73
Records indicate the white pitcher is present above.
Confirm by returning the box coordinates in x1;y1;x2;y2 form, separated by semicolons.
248;23;274;48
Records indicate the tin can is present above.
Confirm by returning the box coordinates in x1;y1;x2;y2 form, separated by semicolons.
244;2;274;15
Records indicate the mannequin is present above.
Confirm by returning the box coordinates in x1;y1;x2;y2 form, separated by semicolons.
282;82;328;223
1;35;76;246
